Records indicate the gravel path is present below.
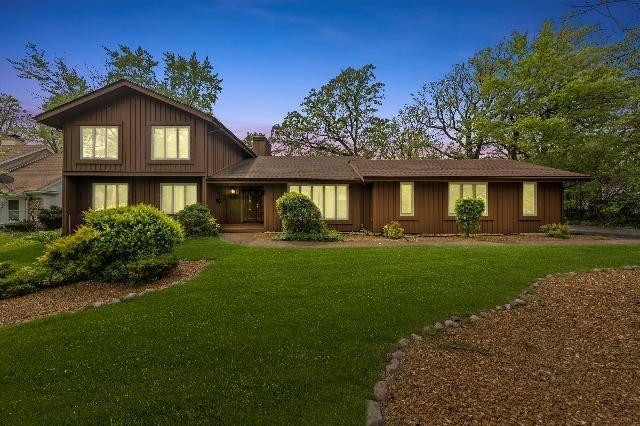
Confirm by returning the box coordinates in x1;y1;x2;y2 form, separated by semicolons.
382;269;640;424
0;260;211;327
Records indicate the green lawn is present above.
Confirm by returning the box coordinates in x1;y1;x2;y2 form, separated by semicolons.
0;236;638;424
0;232;45;267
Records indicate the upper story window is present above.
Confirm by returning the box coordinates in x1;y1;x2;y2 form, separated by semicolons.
522;182;537;216
288;184;349;220
448;182;488;216
400;182;414;216
81;126;118;159
152;126;190;160
92;183;128;210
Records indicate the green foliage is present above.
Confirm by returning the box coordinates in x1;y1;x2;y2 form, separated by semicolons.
0;261;14;279
24;229;61;243
454;198;485;237
3;220;37;232
275;229;344;242
175;203;219;238
104;45;158;89
276;192;326;234
271;64;386;156
40;205;184;283
540;223;570;239
382;221;405;239
37;206;62;230
126;253;179;285
0;263;49;299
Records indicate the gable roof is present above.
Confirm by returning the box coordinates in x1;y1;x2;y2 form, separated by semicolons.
0;144;52;172
4;153;62;194
34;79;255;157
209;157;589;181
210;156;363;181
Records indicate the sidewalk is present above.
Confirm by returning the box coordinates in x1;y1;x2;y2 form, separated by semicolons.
569;225;640;239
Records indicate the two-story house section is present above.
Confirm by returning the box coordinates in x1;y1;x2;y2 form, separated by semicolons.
36;80;256;233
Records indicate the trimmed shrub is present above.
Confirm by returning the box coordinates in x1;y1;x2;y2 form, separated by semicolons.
38;206;62;230
126;253;179;285
382;221;405;239
540;223;570;239
175;203;220;238
275;229;344;242
0;263;49;299
4;220;37;232
0;261;15;280
454;198;485;237
40;205;184;283
276;192;325;234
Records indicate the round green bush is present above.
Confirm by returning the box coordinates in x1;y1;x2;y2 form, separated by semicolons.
276;192;326;234
38;206;62;230
40;204;184;282
382;221;405;239
454;198;485;237
175;203;220;238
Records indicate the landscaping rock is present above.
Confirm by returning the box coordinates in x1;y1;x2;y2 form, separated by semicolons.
444;319;459;327
512;298;526;307
391;351;404;359
386;358;400;373
366;400;384;426
411;333;423;341
495;305;503;310
110;298;121;304
398;338;410;348
450;316;463;322
470;315;481;322
480;311;489;317
504;304;512;310
373;381;388;401
124;292;137;300
433;322;444;330
422;325;431;333
93;301;105;308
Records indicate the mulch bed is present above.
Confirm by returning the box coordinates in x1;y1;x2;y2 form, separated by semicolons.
0;260;211;327
382;269;640;424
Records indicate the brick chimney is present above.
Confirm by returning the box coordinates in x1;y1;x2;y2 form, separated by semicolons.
251;134;271;156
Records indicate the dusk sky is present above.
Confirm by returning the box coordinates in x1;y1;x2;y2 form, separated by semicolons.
0;0;628;137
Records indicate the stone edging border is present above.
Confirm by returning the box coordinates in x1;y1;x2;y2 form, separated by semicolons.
365;265;640;426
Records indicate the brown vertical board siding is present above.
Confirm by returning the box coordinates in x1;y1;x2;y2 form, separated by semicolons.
263;184;286;231
369;180;563;234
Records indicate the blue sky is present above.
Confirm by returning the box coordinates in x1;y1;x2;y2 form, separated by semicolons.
0;0;624;136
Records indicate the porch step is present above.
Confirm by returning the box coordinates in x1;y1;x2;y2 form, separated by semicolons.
220;223;265;233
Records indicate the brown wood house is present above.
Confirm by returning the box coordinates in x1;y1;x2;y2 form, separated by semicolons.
36;80;589;235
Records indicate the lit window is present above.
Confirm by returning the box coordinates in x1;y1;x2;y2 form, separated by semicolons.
152;126;190;159
93;183;128;210
400;182;414;216
161;183;198;214
523;182;537;216
81;126;118;159
288;184;349;220
448;183;488;216
8;200;20;221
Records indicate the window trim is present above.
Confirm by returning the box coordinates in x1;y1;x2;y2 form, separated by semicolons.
78;125;122;163
91;183;129;210
399;182;414;217
150;125;192;162
522;181;538;217
447;182;489;217
7;199;20;221
287;183;350;221
160;183;199;215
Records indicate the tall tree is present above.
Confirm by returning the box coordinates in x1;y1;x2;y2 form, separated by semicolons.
271;64;385;157
0;93;30;136
104;45;158;88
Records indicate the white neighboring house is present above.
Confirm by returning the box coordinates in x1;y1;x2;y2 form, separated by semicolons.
0;136;62;224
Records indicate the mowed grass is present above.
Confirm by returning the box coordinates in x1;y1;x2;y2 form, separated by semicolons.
0;232;45;267
0;237;638;424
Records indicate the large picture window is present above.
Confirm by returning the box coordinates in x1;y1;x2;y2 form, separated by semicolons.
522;182;537;216
93;183;128;210
288;184;349;220
152;126;190;160
161;183;198;214
400;182;414;216
448;182;488;216
81;126;118;159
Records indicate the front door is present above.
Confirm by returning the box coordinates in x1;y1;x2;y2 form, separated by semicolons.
241;189;264;223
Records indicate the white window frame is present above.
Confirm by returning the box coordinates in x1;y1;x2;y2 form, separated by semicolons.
448;182;489;216
399;182;414;216
522;182;538;216
160;183;198;214
80;126;119;159
287;183;349;220
92;183;128;210
151;126;191;160
7;199;21;221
